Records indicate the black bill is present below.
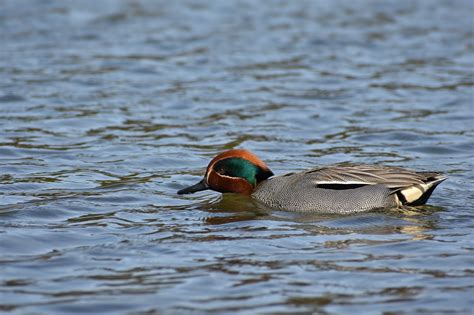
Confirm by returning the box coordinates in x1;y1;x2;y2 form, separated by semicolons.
177;179;209;195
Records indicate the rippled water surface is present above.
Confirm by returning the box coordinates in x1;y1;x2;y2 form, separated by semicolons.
1;1;473;314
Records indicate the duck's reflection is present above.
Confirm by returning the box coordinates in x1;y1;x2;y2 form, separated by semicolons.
390;205;444;240
196;194;444;241
199;194;271;225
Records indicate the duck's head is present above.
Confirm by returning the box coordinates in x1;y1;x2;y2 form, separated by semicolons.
177;149;274;195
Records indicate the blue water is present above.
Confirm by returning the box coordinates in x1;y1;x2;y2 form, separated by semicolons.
1;1;473;314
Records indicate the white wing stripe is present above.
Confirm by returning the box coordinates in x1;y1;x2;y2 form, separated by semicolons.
314;181;373;185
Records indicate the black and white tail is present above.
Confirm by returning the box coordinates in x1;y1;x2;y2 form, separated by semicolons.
395;173;447;206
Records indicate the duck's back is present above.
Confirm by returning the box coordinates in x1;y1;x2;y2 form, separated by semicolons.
251;165;446;213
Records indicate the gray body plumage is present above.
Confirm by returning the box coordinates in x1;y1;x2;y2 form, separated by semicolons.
251;165;446;213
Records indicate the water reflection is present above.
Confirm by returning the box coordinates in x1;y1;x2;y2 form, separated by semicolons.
191;193;443;245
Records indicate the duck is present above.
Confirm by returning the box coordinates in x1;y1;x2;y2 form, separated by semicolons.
177;149;446;213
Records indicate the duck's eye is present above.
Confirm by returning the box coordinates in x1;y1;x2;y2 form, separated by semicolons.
216;166;233;177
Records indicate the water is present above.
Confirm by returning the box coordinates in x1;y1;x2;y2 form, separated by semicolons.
1;1;473;314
